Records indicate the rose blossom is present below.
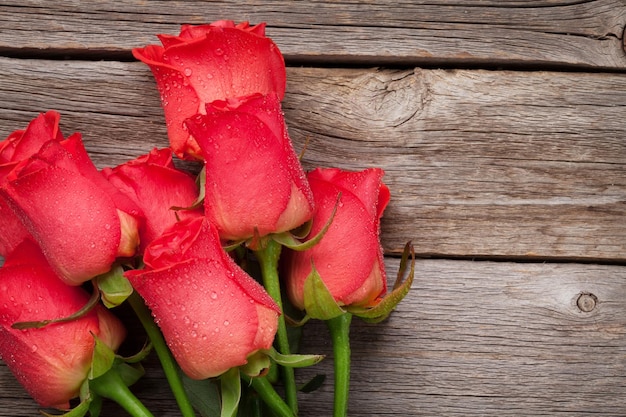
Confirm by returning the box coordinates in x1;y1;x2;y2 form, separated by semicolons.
0;129;142;285
0;111;65;256
102;148;202;250
132;20;286;159
125;217;280;379
185;93;314;241
0;239;126;409
283;168;391;310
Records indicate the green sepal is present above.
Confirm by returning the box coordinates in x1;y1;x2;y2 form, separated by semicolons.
11;285;100;330
271;193;341;251
303;264;346;320
262;347;324;368
96;265;133;308
118;340;152;364
113;360;146;388
220;368;241;417
223;239;246;252
290;219;313;240
171;165;206;211
88;393;103;417
347;241;415;323
89;334;116;380
284;313;310;327
240;350;271;377
40;396;91;417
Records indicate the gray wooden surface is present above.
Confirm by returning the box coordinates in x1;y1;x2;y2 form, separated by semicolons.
0;1;625;416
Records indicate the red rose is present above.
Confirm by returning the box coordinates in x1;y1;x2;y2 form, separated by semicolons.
126;217;280;379
185;93;314;241
0;240;126;409
0;132;142;285
102;148;202;250
283;168;391;310
132;20;286;160
0;111;65;256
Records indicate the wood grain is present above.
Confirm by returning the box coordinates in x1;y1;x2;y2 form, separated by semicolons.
0;57;624;260
0;0;624;69
1;259;624;416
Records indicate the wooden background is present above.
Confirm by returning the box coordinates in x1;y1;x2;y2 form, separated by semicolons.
1;1;625;416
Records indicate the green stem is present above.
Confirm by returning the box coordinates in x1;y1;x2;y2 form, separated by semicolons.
90;368;154;417
254;239;298;415
326;313;353;417
243;375;295;417
128;291;196;417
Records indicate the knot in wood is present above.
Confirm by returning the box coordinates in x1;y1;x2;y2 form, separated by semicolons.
576;292;597;313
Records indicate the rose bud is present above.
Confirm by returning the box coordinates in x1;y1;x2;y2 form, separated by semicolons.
125;217;280;380
282;168;391;314
102;148;202;251
0;239;126;409
0;133;142;285
0;111;65;256
185;93;314;241
132;20;286;160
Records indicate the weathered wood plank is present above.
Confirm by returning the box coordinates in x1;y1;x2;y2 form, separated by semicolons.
1;259;625;416
0;57;624;260
0;0;624;69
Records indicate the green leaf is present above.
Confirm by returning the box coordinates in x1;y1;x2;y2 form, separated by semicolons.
96;265;133;308
302;264;345;320
89;334;116;380
181;374;221;417
347;241;415;323
263;347;324;368
220;368;241;417
297;374;326;393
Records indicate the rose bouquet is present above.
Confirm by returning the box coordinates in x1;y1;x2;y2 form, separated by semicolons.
0;20;413;417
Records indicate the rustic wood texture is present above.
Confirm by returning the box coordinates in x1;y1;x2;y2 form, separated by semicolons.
1;1;625;416
1;259;625;416
0;57;624;260
0;1;625;69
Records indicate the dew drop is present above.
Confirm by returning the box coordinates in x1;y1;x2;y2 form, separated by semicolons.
223;320;230;327
183;67;192;77
210;291;218;300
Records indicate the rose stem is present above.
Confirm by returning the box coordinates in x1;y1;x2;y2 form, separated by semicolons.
326;312;353;417
90;366;154;417
242;375;295;417
128;291;196;417
254;239;299;414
